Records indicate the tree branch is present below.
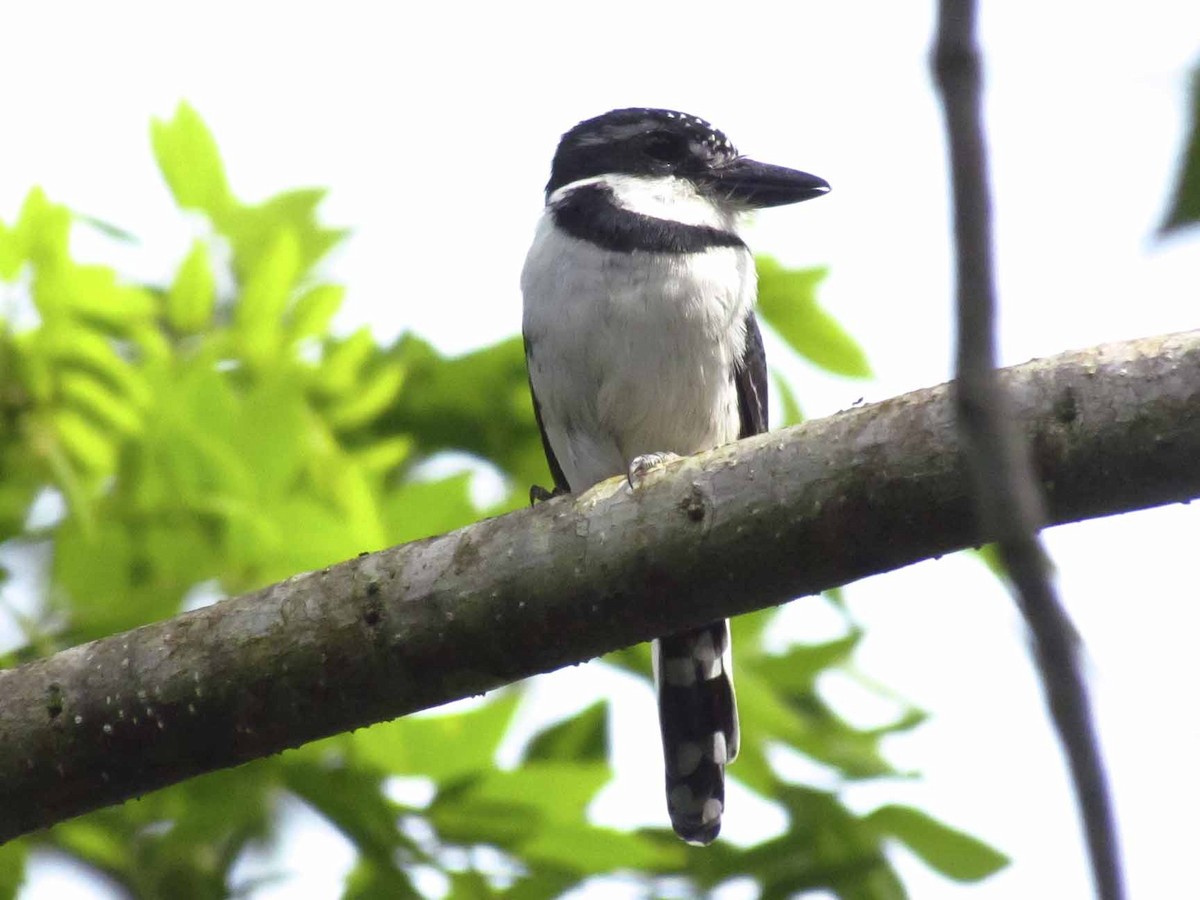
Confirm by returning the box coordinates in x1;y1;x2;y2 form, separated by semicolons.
1;330;1199;843
933;3;1125;897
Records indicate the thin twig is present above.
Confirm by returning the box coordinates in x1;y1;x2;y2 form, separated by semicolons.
931;3;1125;898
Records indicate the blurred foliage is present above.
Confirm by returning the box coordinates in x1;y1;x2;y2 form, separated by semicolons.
756;260;871;379
0;103;1005;898
1161;61;1200;235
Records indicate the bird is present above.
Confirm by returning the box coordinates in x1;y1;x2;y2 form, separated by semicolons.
521;108;829;844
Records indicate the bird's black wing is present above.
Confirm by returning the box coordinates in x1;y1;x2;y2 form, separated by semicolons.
525;336;571;499
735;312;769;438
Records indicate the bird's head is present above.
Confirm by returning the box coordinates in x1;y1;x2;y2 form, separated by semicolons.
546;108;829;210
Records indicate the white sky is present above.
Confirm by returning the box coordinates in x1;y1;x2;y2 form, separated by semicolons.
4;2;1199;898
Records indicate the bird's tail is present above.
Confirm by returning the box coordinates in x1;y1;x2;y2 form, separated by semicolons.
653;619;739;845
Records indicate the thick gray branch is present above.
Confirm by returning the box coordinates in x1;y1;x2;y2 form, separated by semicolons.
1;330;1199;843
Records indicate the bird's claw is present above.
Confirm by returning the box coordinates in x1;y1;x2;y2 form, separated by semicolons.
627;451;682;489
530;484;568;506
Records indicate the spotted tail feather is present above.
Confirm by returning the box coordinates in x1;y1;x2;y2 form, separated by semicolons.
653;620;739;844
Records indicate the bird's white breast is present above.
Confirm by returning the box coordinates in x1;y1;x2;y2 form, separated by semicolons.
522;194;756;490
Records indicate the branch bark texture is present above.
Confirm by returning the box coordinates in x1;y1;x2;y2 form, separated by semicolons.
1;330;1198;843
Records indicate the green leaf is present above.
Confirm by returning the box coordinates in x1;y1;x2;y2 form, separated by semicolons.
602;642;652;680
716;784;903;900
287;283;344;341
327;361;405;430
45;767;276;896
429;762;612;850
731;607;782;657
44;820;132;882
167;239;216;333
1161;63;1200;235
352;691;521;781
973;542;1006;580
40;326;149;407
352;436;414;475
53;407;117;476
282;759;408;870
863;804;1009;881
39;425;96;531
233;377;309;492
0;220;22;280
383;472;484;543
343;858;420;900
0;455;41;545
519;822;684;873
382;334;547;488
772;371;804;426
467;762;609;823
52;516;134;632
255;188;348;270
59;372;143;437
315;328;375;396
64;269;156;332
754;630;863;691
734;663;899;788
504;870;580;900
0;838;26;900
14;187;71;268
756;257;871;378
524;701;609;763
150;102;233;217
442;870;504;899
220;189;348;281
234;230;300;366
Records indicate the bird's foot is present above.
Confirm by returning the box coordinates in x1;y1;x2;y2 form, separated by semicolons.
627;451;682;489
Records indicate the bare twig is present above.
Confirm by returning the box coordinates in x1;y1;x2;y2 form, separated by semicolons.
932;3;1125;897
1;330;1198;842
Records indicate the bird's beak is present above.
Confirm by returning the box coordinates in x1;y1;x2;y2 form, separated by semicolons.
704;158;830;208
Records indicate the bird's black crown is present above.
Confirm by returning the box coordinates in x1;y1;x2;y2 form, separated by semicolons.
546;108;739;198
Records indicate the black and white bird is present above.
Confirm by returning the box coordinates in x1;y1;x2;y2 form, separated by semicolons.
521;108;829;844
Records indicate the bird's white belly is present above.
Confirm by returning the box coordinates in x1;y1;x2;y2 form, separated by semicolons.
523;222;756;490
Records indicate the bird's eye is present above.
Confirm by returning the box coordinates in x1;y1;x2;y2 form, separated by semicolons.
644;133;686;164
